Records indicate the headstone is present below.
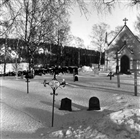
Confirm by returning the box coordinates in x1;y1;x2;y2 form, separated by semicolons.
88;97;100;110
107;71;114;80
25;72;34;79
74;75;78;82
59;98;72;111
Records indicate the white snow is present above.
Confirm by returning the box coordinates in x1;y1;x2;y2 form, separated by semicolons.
79;66;93;72
0;69;140;139
1;103;43;133
49;108;140;139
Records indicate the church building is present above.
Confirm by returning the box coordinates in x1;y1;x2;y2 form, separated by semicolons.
106;18;140;74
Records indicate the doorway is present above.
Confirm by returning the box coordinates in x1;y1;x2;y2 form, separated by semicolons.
120;55;130;74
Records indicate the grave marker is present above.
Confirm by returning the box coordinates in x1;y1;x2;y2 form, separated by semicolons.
43;77;67;127
88;97;100;110
73;68;78;82
108;71;114;80
74;75;78;82
59;98;72;111
25;71;33;94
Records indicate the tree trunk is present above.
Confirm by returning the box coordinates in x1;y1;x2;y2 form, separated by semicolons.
4;37;8;76
3;59;6;75
98;51;102;71
78;48;80;67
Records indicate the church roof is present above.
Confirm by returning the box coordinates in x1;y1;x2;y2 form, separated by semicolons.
118;43;133;54
108;23;140;60
108;25;140;47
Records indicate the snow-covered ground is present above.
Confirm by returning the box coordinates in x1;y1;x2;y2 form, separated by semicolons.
0;70;140;139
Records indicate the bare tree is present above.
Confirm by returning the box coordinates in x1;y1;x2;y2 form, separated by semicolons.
1;0;139;71
74;36;85;49
0;0;71;70
135;14;140;38
1;0;140;16
108;25;123;42
90;22;110;70
72;36;85;66
0;20;13;75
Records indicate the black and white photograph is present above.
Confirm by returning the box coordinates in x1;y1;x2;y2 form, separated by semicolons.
0;0;140;139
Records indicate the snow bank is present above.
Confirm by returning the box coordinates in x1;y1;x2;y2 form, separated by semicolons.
79;66;93;72
1;103;43;133
0;63;29;73
49;109;140;139
98;109;140;139
110;109;140;135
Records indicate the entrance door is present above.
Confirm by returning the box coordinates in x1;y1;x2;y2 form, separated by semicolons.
120;55;130;74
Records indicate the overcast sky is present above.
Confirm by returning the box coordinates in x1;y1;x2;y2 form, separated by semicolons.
69;1;139;48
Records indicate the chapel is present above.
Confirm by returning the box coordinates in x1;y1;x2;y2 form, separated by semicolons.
106;18;140;74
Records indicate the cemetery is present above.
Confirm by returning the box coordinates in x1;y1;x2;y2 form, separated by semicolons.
1;21;140;137
1;67;140;139
0;1;140;139
0;19;140;139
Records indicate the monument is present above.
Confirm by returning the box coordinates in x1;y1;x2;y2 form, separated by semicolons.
88;97;100;111
59;97;72;111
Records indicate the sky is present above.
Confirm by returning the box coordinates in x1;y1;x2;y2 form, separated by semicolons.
69;1;139;48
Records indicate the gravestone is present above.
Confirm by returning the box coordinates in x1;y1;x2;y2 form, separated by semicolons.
107;71;114;80
59;98;72;111
25;72;34;79
74;75;78;82
88;97;100;110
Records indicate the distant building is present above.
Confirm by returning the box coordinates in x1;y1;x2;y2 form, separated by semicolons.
106;19;140;74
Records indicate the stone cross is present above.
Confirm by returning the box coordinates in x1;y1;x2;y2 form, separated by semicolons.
123;18;128;25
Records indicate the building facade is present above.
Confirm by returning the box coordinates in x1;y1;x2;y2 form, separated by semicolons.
106;21;140;74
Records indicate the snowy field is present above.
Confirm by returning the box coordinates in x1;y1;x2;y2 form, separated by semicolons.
0;71;140;139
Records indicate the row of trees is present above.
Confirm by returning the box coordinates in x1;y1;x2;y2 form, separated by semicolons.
0;38;104;68
0;0;72;74
0;0;139;74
